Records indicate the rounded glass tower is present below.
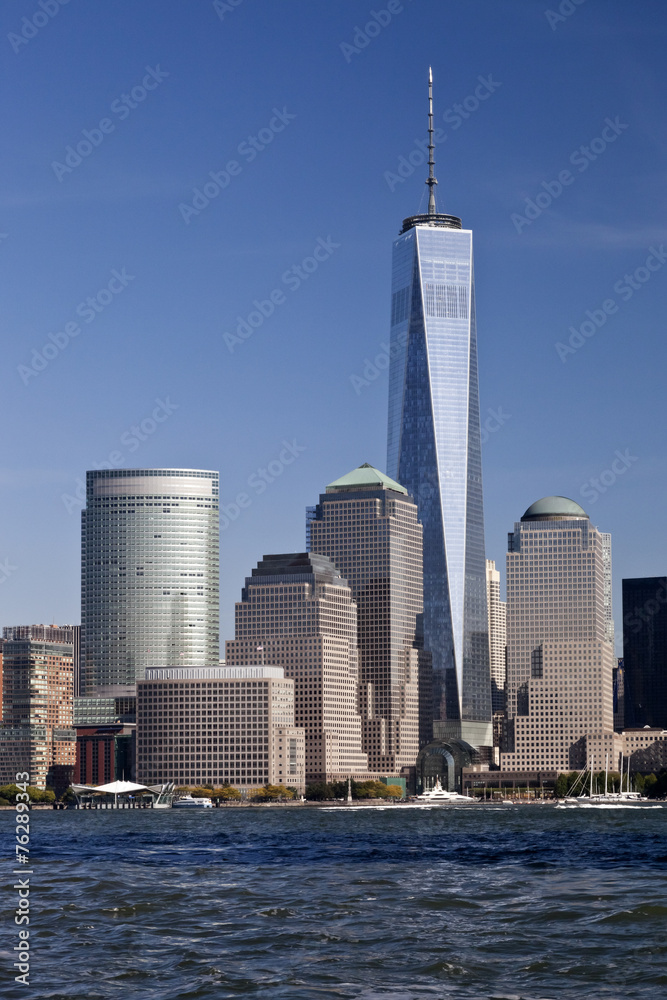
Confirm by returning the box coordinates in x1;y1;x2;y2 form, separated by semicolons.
81;469;219;692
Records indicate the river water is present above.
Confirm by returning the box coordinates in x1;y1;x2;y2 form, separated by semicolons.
3;802;667;999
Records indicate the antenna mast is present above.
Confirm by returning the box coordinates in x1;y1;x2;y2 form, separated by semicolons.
426;67;438;215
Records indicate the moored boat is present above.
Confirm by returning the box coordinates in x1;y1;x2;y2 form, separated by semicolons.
172;794;213;809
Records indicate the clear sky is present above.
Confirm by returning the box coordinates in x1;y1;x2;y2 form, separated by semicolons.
2;0;666;653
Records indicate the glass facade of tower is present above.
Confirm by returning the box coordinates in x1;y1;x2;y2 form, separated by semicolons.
387;219;490;730
81;469;219;692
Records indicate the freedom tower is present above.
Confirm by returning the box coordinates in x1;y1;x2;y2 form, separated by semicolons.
387;70;491;746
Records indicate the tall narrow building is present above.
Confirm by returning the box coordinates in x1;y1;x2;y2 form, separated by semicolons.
486;560;506;713
81;469;220;693
386;71;490;743
308;463;429;768
225;553;369;782
622;577;667;729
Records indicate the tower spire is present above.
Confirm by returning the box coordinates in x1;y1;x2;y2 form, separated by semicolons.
426;67;437;215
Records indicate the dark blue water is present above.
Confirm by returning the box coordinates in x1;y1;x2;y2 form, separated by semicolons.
2;803;667;999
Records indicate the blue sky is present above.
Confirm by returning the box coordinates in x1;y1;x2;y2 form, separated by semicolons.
1;0;666;652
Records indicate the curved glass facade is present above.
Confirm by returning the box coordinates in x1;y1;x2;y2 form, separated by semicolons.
387;221;490;730
81;469;219;692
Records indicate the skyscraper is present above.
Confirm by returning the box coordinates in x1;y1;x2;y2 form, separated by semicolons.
501;497;616;772
386;71;490;743
622;577;667;729
81;469;220;693
225;552;369;782
308;463;428;767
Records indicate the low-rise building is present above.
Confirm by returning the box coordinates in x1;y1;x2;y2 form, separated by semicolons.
136;665;305;794
74;724;136;785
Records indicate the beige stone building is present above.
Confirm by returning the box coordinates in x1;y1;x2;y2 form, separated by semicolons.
307;464;426;770
226;552;369;782
501;497;616;773
136;665;305;793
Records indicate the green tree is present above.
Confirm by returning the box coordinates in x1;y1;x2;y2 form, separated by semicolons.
305;782;335;801
0;784;54;803
384;784;403;799
211;786;242;801
254;784;296;801
190;786;214;798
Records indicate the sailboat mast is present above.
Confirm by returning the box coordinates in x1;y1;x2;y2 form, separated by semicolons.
604;752;608;796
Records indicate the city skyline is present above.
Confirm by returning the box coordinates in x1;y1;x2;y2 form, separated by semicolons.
2;2;666;657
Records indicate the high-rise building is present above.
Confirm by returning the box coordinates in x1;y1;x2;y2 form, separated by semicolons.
137;665;305;793
0;625;75;789
308;463;428;768
81;469;220;693
225;553;369;782
486;560;506;713
386;72;490;744
622;577;667;729
501;497;616;772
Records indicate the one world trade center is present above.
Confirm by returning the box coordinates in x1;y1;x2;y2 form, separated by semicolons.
386;70;492;747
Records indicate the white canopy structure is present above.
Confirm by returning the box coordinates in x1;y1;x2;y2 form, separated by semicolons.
71;780;173;807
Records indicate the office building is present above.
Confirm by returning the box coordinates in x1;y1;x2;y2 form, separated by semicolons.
613;658;625;732
136;665;305;793
81;469;219;693
486;560;506;712
74;723;136;785
501;497;616;772
622;577;667;729
226;553;369;782
0;625;75;789
73;694;136;725
307;463;426;767
386;72;491;744
486;560;506;760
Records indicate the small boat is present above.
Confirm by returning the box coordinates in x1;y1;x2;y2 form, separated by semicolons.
172;794;213;809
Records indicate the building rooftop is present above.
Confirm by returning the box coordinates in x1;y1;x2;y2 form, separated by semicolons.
521;496;588;521
326;463;407;495
144;665;285;681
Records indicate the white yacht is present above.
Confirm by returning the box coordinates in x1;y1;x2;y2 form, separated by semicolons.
172;794;213;809
414;779;475;804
